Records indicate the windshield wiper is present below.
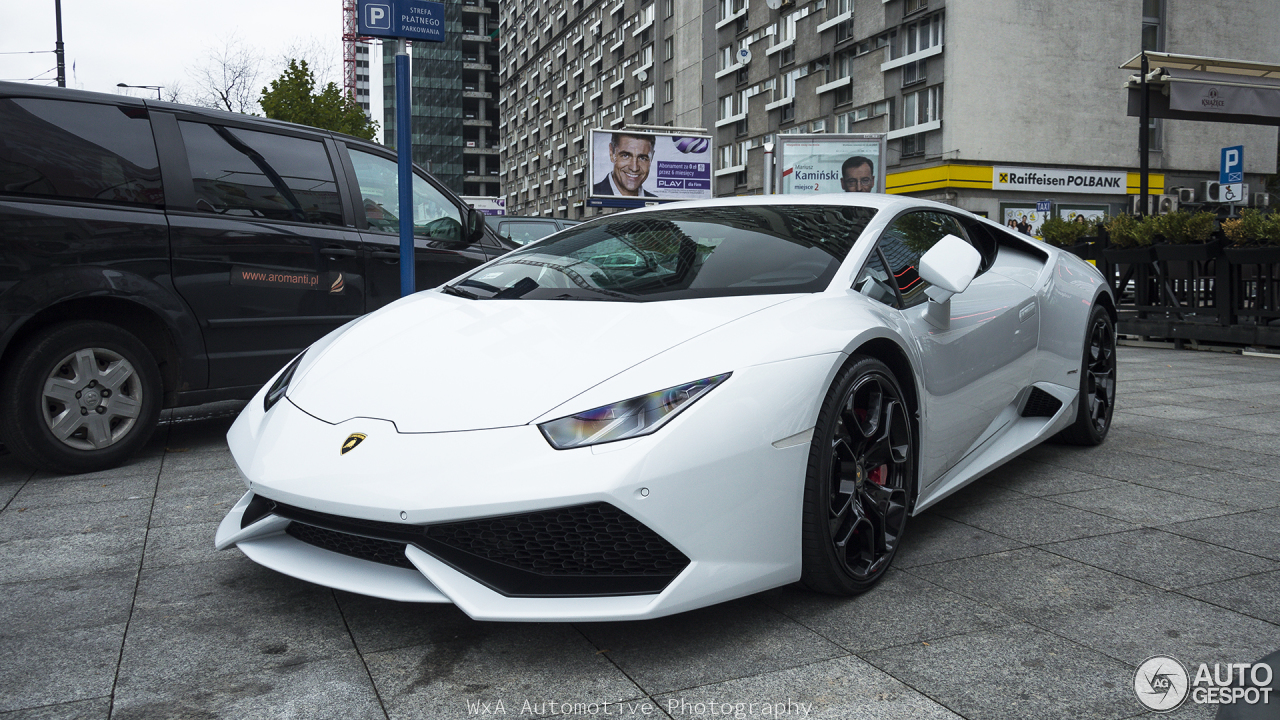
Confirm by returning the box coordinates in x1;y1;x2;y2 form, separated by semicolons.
440;284;479;299
458;278;502;294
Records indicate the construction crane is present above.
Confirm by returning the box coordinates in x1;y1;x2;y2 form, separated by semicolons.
342;0;359;102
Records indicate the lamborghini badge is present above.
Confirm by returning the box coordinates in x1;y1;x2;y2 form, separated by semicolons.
341;433;367;455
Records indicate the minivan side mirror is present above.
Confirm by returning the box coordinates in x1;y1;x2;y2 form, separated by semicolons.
918;234;982;304
466;208;486;243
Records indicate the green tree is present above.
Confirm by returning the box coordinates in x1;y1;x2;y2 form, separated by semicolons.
260;59;378;140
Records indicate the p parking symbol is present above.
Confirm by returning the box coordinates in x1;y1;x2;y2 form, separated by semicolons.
366;3;391;29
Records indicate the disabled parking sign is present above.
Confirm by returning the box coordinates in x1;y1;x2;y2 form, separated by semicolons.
1220;145;1243;203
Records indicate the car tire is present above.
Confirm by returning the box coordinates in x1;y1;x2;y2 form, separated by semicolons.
0;321;162;475
1054;305;1116;446
800;355;914;596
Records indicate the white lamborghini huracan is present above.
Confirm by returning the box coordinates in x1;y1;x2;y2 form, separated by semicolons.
216;194;1116;621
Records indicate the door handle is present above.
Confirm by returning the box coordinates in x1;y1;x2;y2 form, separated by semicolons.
324;246;357;258
371;250;400;262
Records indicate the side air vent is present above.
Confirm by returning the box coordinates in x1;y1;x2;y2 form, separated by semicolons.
1021;387;1063;418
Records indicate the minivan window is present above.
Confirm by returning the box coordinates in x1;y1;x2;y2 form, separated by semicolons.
179;121;343;225
348;148;463;241
0;98;162;206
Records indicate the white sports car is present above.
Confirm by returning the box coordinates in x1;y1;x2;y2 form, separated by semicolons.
216;194;1116;621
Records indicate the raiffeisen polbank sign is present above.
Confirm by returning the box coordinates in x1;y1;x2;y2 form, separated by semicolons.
992;165;1127;194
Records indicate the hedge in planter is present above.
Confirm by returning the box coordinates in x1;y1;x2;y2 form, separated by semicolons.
1102;214;1156;263
1039;215;1101;259
1151;211;1220;262
1222;210;1280;264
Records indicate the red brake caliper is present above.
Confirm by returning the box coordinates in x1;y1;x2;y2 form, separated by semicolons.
868;465;887;486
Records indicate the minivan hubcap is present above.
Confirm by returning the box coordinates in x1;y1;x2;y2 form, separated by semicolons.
42;348;143;450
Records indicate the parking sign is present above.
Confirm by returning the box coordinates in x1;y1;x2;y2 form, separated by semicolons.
1220;146;1243;184
364;3;391;29
1220;146;1244;203
357;0;445;42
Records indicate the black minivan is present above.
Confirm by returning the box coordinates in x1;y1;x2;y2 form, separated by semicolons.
0;81;511;474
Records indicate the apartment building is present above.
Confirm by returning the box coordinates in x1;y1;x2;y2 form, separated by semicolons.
500;0;1278;219
383;0;502;197
354;43;373;118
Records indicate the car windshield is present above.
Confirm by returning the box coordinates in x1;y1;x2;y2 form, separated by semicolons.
449;205;877;301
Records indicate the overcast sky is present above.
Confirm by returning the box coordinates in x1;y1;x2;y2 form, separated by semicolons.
2;0;381;113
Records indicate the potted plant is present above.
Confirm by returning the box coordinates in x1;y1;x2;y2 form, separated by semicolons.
1101;213;1156;264
1038;215;1099;259
1221;209;1280;264
1148;211;1220;262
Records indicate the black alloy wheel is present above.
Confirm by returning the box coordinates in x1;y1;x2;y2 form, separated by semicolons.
1056;305;1116;446
802;356;914;595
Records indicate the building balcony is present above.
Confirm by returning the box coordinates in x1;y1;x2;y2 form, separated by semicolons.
463;118;493;127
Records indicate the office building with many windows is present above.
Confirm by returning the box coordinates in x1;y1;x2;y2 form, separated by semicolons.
500;0;1277;220
384;0;502;197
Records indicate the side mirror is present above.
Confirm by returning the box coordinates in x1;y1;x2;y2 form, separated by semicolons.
918;234;982;304
465;208;486;243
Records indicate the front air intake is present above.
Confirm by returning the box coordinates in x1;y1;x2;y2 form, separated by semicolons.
1022;387;1064;418
259;496;690;598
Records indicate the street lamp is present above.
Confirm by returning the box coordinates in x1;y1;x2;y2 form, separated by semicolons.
117;82;163;100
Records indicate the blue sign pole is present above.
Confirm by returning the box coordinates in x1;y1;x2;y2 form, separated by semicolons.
396;40;414;297
357;0;446;297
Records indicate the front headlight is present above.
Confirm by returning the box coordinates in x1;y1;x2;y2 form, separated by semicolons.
263;351;307;412
538;373;731;450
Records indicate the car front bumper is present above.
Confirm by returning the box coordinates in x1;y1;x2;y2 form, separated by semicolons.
216;354;839;621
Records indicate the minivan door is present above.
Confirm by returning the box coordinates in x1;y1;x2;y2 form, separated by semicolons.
167;120;365;389
343;145;490;312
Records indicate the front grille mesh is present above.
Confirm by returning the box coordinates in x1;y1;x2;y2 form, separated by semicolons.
426;503;688;576
266;496;689;596
286;522;415;570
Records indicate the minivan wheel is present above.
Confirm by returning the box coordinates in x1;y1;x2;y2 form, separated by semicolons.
0;321;162;474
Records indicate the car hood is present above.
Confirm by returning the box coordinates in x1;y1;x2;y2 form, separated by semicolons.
286;291;796;432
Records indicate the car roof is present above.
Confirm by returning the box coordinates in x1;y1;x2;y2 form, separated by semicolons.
0;80;372;145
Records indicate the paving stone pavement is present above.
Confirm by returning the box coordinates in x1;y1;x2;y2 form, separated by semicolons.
1;346;1278;720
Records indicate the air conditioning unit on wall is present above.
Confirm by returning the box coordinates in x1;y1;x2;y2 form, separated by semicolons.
1173;187;1196;204
1201;181;1251;203
1252;193;1271;208
1130;194;1177;215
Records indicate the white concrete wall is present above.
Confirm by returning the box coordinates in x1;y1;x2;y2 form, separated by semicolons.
1161;0;1279;175
943;0;1278;175
672;0;707;129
